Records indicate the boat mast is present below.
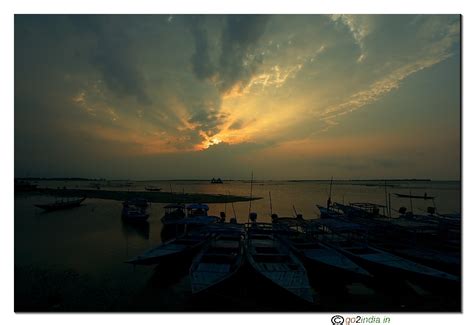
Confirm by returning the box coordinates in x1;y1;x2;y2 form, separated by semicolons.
248;171;254;223
327;176;333;209
269;191;273;216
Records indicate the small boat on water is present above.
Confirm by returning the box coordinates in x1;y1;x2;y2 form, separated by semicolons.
34;197;86;211
122;205;149;222
122;198;150;222
395;193;435;200
245;223;314;303
126;231;214;265
210;178;223;184
190;227;245;294
161;203;186;224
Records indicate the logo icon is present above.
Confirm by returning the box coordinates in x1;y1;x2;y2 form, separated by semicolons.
331;315;344;325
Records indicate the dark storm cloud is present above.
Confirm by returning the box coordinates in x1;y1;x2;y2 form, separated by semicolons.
189;15;269;94
190;17;216;80
70;16;152;105
218;15;269;93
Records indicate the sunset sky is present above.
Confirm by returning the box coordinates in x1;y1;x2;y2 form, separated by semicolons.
14;14;460;180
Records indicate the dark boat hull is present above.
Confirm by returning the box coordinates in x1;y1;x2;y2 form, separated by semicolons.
34;198;86;211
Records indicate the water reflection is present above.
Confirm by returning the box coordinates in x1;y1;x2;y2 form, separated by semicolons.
121;220;150;240
160;224;185;242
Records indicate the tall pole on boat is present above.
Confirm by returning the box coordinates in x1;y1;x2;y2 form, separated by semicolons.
388;193;392;218
327;176;333;209
248;171;254;223
231;200;237;220
225;191;229;216
269;191;273;216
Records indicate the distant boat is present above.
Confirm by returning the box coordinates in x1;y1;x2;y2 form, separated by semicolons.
211;178;223;184
126;231;213;265
122;198;150;222
245;229;314;303
145;186;162;192
190;228;245;294
34;197;86;211
395;193;435;200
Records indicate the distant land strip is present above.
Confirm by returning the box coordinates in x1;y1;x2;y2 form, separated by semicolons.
29;188;260;204
16;177;434;182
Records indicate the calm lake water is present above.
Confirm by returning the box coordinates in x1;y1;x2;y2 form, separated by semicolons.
14;180;461;312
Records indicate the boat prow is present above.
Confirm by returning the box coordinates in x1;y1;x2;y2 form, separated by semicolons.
190;229;245;294
246;232;314;303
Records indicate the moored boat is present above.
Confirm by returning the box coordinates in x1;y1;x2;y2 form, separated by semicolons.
161;203;186;224
162;203;219;226
190;227;245;294
245;224;314;303
34;197;86;211
126;231;213;265
311;218;459;284
278;233;372;279
122;198;150;222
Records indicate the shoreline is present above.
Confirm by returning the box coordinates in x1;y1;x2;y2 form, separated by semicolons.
18;188;260;204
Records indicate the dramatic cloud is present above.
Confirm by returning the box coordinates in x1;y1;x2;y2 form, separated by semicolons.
14;15;461;179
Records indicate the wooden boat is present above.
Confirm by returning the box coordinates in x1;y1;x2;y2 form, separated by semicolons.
122;198;150;222
190;228;245;294
161;203;219;226
124;197;149;208
278;233;372;278
161;203;186;224
334;244;459;283
186;203;210;217
34;197;86;211
311;219;459;283
126;232;213;265
316;204;344;218
245;229;314;303
122;205;149;222
395;193;435;200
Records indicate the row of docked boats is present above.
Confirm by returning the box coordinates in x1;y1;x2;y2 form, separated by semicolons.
127;220;315;303
127;207;460;304
317;200;461;275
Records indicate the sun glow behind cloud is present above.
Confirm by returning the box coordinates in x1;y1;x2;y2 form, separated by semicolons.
15;14;461;179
